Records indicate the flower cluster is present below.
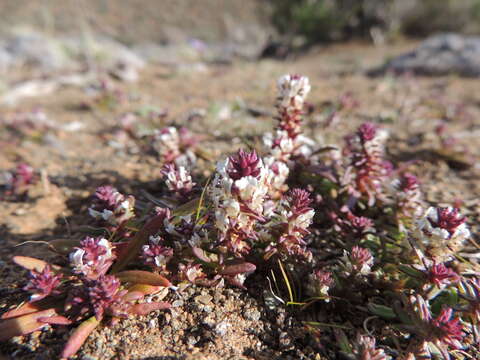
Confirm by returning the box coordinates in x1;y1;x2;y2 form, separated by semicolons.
153;126;197;166
141;235;174;269
2;163;36;198
307;269;334;300
342;246;374;276
263;74;313;197
265;188;315;260
408;295;466;357
86;275;127;320
161;163;195;200
69;237;116;279
88;186;135;227
23;264;62;302
331;210;374;243
210;149;271;256
390;172;423;226
425;262;459;288
413;207;470;261
344;122;391;205
353;334;389;360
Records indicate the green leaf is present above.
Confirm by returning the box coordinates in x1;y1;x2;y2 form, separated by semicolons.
367;303;397;320
398;264;424;279
172;197;201;217
333;329;353;353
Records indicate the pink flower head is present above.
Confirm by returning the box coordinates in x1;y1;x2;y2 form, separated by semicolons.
358;122;377;142
400;173;419;191
88;186;135;225
345;246;374;275
86;275;126;320
23;264;62;302
227;149;261;180
161;163;195;199
355;334;388;360
141;236;174;268
6;163;36;196
69;237;116;279
94;185;119;208
428;207;466;239
431;307;465;349
348;213;374;234
286;188;313;215
308;269;334;298
426;263;459;287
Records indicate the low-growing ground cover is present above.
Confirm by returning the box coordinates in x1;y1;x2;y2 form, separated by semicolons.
1;43;480;359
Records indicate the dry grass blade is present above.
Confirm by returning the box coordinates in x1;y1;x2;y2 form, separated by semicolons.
277;259;294;304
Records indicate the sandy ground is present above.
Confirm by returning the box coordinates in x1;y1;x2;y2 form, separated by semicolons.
1;42;480;359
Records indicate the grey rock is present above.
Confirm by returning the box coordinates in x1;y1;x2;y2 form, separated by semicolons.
371;33;480;77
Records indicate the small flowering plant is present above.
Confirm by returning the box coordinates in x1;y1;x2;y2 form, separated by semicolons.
88;185;135;230
1;163;37;200
2;73;480;358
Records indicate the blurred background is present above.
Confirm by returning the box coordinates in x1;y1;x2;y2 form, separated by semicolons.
0;0;480;78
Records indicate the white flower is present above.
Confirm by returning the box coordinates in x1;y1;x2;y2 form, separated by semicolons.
293;209;315;230
415;206;470;245
158;127;179;151
69;248;87;273
277;74;311;110
88;208;114;221
263;130;294;162
69;237;114;276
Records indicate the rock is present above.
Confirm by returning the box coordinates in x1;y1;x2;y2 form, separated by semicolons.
243;308;261;321
370;33;480;77
194;294;213;305
4;32;72;70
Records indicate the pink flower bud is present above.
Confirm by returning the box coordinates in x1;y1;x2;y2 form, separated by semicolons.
227;149;261;180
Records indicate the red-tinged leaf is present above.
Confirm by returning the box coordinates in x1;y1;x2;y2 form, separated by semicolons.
123;284;163;302
1;298;63;320
112;241;130;260
38;315;72;325
122;291;145;302
192;247;212;263
220;262;256;276
1;302;44;320
0;308;57;341
13;256;48;272
129;302;171;316
61;316;99;359
127;284;162;296
116;270;172;287
111;215;167;273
